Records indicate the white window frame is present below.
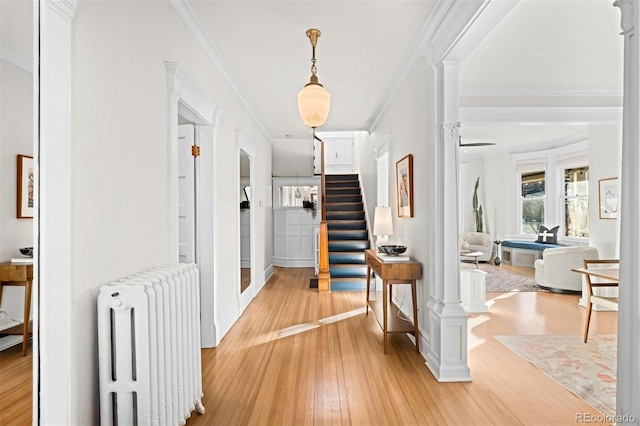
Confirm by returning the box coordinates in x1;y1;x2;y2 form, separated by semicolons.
512;141;589;242
516;163;547;236
556;150;590;243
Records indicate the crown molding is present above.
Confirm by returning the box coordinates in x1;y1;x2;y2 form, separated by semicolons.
0;44;33;73
445;0;519;62
368;0;453;134
460;106;623;125
368;0;483;134
169;0;271;141
460;89;624;99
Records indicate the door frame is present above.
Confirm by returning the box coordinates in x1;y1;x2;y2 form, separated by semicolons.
167;62;222;348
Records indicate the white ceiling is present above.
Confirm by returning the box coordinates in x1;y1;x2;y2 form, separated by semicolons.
1;0;624;153
187;0;438;140
183;0;625;150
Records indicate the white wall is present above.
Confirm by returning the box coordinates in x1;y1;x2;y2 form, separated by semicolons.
0;58;34;326
588;125;621;258
69;1;272;423
272;138;313;177
460;1;622;93
369;58;430;326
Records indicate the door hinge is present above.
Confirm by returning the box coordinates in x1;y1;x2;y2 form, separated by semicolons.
191;145;201;157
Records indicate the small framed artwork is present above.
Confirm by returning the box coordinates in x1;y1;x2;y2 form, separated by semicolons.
17;155;34;219
598;177;618;220
396;154;414;217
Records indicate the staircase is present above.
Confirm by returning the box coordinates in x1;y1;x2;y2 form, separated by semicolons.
325;174;371;290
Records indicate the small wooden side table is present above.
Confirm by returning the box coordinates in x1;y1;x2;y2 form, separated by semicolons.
364;249;422;354
0;262;34;356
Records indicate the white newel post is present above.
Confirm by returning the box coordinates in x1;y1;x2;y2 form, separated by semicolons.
613;0;640;422
39;0;76;423
424;61;471;382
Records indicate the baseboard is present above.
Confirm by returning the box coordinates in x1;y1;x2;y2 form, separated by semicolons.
215;300;239;346
256;264;274;293
272;257;315;267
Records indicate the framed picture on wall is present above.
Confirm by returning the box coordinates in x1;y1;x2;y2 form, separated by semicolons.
17;155;34;219
598;177;619;219
396;154;413;217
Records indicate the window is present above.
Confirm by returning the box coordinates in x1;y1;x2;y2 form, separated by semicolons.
521;171;545;235
563;167;589;237
512;141;589;241
278;185;318;207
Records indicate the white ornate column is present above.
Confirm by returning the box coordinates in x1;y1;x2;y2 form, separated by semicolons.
424;60;471;382
38;0;76;423
613;0;640;422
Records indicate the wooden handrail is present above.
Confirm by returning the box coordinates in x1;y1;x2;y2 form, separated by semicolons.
316;131;331;292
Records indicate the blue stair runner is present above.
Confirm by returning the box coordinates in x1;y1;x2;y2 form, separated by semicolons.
325;174;371;291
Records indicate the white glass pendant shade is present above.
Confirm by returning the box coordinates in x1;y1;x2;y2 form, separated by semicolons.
297;83;331;128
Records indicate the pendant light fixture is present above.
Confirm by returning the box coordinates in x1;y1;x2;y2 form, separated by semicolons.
297;29;331;129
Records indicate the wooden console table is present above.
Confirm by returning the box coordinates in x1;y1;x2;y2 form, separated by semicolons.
364;249;421;354
0;262;34;356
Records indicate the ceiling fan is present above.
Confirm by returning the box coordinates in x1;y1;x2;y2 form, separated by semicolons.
459;136;496;147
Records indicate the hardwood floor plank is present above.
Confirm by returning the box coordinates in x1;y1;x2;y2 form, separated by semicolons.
1;266;617;425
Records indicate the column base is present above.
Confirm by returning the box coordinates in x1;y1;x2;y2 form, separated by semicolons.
425;299;471;382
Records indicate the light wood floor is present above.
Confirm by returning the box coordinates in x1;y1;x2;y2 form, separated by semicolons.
0;266;616;425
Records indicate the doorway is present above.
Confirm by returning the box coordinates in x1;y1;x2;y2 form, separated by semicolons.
167;63;221;348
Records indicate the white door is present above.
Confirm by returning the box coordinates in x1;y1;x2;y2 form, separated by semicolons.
324;138;354;174
178;124;197;263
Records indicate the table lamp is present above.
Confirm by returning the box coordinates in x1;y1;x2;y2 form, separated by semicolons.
373;206;393;249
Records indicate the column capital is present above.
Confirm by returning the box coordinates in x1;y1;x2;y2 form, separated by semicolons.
46;0;77;21
442;122;461;143
614;0;635;35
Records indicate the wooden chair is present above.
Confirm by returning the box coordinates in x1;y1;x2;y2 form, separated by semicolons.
582;259;619;343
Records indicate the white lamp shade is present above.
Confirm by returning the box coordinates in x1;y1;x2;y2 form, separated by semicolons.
373;206;393;236
297;83;331;128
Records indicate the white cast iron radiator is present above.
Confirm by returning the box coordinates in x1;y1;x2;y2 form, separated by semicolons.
97;263;205;426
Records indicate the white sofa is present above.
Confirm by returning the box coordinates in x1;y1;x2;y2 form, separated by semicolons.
460;232;493;262
534;246;599;293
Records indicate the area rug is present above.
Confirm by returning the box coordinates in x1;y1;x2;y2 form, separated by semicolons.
495;334;616;417
460;262;544;292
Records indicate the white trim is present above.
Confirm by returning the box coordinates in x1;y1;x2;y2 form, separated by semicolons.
38;0;76;423
169;0;271;140
254;264;274;294
460;106;623;125
446;0;519;62
0;44;33;73
215;301;240;346
272;257;316;268
47;0;76;20
511;141;590;239
370;0;482;133
460;89;624;99
614;1;640;417
166;63;221;348
375;135;392;159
